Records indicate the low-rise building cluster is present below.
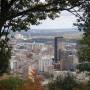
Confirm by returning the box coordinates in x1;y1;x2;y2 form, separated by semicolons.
10;37;54;79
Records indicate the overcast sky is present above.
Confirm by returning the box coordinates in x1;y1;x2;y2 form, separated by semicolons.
31;11;77;30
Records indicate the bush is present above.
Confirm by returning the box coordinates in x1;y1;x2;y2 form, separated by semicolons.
48;75;78;90
0;77;23;90
77;63;90;72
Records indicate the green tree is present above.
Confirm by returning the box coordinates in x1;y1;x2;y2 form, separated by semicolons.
77;63;90;72
48;76;90;90
48;75;78;90
0;39;11;75
0;77;23;90
0;0;82;32
76;1;90;71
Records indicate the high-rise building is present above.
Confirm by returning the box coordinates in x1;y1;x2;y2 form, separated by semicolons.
54;37;64;63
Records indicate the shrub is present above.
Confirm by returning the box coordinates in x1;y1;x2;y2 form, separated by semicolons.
48;75;78;90
0;77;23;90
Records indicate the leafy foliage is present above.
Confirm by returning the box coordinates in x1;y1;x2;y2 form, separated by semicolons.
48;75;90;90
48;75;78;90
0;77;23;90
0;0;82;33
76;1;90;71
17;79;43;90
77;63;90;72
0;74;44;90
0;39;11;76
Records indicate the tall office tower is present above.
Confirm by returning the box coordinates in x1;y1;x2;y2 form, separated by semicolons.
54;37;64;63
54;37;58;63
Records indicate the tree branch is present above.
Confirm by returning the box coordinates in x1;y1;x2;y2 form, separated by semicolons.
9;3;75;20
9;0;18;6
8;0;19;10
67;9;85;21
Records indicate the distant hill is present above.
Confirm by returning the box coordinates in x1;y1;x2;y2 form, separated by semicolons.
13;28;83;38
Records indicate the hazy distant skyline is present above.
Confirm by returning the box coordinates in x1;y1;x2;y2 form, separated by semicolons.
31;11;77;30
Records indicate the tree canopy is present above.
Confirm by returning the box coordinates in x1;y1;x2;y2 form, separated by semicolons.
76;1;90;71
0;0;83;35
77;1;90;62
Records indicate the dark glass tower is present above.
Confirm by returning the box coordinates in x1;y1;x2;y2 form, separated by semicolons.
54;37;63;63
54;37;58;63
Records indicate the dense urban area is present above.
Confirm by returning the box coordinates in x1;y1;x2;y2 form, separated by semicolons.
6;30;89;88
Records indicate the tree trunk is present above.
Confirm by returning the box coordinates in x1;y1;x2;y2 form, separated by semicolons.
0;0;9;37
0;20;6;37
